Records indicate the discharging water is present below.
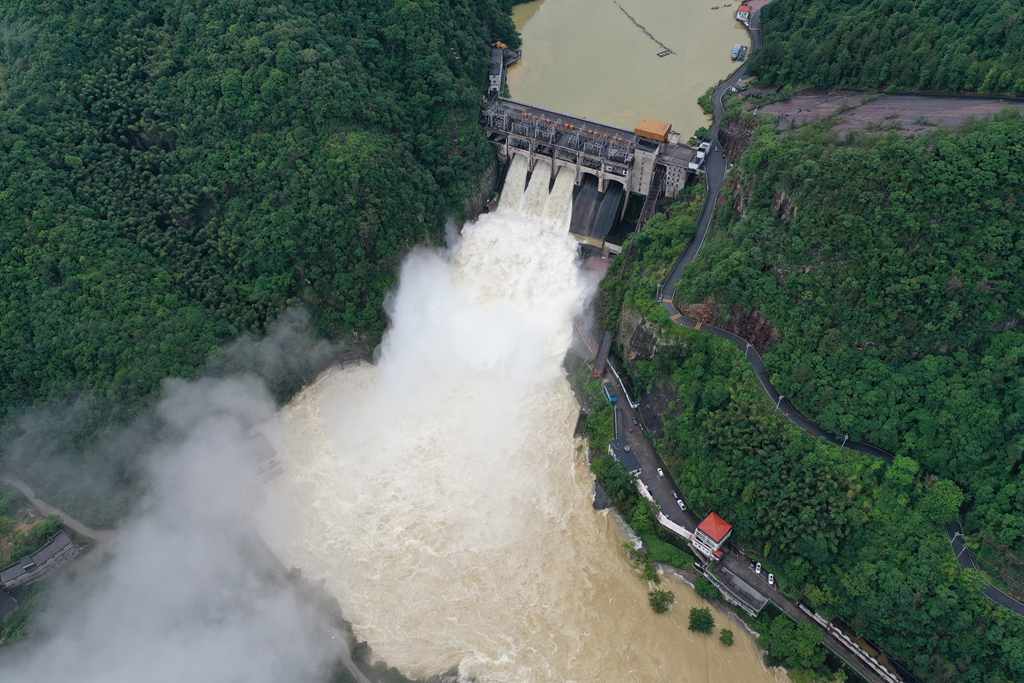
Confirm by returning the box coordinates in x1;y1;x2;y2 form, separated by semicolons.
259;157;782;683
508;0;750;138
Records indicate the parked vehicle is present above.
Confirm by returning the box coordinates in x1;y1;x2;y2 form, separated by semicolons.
677;499;687;511
755;562;762;574
632;416;639;425
602;384;617;403
672;490;679;499
768;573;775;586
657;468;664;477
748;560;755;570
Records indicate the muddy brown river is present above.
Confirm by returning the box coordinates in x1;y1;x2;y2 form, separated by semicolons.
260;158;783;682
508;0;750;137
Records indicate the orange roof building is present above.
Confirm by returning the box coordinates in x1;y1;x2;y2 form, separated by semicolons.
693;512;733;558
634;117;672;143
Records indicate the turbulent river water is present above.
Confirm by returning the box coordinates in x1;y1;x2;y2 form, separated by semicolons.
260;158;783;683
507;0;750;138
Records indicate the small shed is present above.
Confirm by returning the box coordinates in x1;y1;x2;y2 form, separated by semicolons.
609;438;641;475
634;118;672;143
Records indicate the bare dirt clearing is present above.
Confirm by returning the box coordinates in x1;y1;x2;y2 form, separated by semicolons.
758;91;1024;135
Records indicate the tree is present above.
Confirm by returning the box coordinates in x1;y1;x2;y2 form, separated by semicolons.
720;628;735;646
695;576;722;601
648;589;675;614
758;616;825;672
918;480;964;525
688;606;715;633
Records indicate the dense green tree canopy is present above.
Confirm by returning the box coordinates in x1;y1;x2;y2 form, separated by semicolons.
0;0;517;424
601;160;1024;679
675;114;1024;560
751;0;1024;93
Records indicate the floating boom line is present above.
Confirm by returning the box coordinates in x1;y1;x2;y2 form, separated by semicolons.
614;2;675;56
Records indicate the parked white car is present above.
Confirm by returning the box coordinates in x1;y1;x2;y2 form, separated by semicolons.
677;499;687;511
755;562;762;574
768;573;775;586
657;468;664;477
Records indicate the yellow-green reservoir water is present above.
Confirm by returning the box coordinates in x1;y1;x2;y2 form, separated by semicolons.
508;0;750;137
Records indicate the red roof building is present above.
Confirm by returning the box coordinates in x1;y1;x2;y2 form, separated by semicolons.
693;512;733;558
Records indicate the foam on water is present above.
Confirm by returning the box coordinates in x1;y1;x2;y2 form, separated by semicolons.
259;162;784;683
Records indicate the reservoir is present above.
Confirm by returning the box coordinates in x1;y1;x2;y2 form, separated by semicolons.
507;0;750;137
261;159;784;683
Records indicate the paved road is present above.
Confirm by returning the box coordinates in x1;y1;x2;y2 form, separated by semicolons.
603;381;892;683
946;521;1024;616
651;7;1024;622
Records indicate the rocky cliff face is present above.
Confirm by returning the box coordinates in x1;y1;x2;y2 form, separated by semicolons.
460;160;499;224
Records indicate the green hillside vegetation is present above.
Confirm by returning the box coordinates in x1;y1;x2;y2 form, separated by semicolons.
673;113;1024;575
751;0;1024;93
0;0;517;428
597;150;1024;679
603;300;1024;681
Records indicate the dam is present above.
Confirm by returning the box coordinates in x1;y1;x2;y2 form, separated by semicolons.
481;96;708;251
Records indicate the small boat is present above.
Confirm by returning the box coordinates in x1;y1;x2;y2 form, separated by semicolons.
723;3;732;6
711;5;719;8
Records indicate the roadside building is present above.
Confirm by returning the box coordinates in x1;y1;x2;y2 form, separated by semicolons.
0;591;17;626
0;530;79;590
735;5;750;22
608;438;641;475
692;512;733;559
488;47;504;96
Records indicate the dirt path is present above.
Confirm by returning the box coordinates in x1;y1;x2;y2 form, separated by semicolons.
758;91;1024;135
0;474;117;576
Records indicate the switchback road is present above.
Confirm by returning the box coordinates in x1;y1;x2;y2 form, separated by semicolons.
653;9;1024;621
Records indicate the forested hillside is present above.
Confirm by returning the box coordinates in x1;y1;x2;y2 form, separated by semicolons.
0;0;516;425
599;176;1024;682
674;113;1024;590
644;326;1024;683
751;0;1024;93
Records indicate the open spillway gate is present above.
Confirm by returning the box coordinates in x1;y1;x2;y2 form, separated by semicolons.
482;97;705;250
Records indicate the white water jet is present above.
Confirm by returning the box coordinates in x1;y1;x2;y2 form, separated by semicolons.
259;158;783;683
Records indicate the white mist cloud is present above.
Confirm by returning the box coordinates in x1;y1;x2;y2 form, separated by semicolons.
2;376;335;683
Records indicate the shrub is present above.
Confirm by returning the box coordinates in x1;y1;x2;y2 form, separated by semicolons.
720;628;734;646
648;589;676;614
688;606;715;633
695;576;722;601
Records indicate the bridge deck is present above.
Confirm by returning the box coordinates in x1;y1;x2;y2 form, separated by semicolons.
494;98;638;140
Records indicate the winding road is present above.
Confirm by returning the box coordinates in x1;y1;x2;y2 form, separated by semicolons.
654;7;1024;622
